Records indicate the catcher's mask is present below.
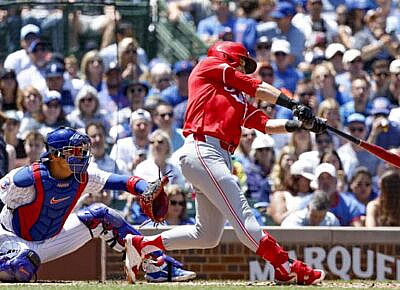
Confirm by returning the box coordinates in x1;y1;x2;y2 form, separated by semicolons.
207;41;257;74
42;126;91;181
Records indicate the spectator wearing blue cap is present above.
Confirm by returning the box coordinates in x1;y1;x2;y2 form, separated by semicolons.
197;0;237;46
67;85;110;134
97;61;129;117
161;60;193;108
257;1;305;65
4;24;41;74
38;90;70;137
17;40;49;97
44;61;74;114
367;97;400;150
162;60;194;129
338;113;381;179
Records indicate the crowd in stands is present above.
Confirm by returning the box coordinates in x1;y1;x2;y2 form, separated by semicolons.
1;0;400;228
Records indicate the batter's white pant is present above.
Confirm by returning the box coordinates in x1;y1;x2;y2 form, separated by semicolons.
0;214;104;263
161;135;264;252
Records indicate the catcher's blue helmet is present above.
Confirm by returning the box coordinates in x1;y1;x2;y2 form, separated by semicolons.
43;127;91;176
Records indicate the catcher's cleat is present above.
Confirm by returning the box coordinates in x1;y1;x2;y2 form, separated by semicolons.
143;257;196;282
274;260;325;285
125;234;144;283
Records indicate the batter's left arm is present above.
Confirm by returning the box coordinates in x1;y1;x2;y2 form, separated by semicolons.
265;119;296;134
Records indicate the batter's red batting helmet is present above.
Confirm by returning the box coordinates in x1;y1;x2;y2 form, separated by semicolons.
208;41;257;74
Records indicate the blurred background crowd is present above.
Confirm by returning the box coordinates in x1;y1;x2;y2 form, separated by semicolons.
1;0;400;228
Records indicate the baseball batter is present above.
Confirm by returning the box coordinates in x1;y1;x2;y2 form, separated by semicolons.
0;127;195;282
125;41;327;285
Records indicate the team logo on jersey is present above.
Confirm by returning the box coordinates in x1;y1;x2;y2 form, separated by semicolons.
57;183;70;188
50;196;71;205
0;177;10;190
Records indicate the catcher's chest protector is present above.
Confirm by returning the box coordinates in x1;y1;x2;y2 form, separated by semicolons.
12;162;87;241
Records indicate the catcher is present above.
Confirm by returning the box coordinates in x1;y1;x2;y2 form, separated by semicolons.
0;127;194;282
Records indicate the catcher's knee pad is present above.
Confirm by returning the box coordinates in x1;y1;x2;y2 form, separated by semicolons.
256;231;288;267
0;249;41;282
77;203;141;252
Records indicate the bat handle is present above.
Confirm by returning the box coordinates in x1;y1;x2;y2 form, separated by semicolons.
326;125;361;146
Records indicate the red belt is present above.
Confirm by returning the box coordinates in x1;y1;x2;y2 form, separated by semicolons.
192;134;236;154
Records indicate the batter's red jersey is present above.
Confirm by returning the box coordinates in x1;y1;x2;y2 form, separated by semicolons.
183;56;269;148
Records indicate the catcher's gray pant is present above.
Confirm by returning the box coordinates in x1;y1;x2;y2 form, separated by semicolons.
161;135;264;252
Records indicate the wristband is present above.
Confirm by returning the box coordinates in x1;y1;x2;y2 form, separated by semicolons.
126;176;147;195
285;120;301;132
276;93;298;110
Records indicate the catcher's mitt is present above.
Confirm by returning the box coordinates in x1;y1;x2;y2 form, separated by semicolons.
139;176;169;223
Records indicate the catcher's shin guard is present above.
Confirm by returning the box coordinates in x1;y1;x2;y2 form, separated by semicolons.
0;249;41;282
77;203;141;252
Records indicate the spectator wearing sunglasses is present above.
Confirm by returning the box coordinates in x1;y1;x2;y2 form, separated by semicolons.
38;91;70;137
370;59;390;100
299;131;334;172
125;80;149;111
152;102;184;152
164;185;195;225
347;166;378;210
338;113;381;179
134;129;186;187
67;85;110;133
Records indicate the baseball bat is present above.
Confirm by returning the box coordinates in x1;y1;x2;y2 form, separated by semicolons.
326;124;400;169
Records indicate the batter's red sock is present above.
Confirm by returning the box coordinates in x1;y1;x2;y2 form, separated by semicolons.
140;235;166;255
256;232;290;272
